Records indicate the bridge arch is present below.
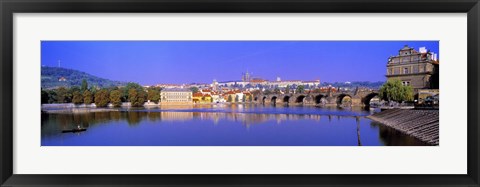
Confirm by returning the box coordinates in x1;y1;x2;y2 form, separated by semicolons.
271;96;278;105
336;94;352;105
295;95;306;103
362;93;379;106
314;94;326;104
283;95;291;104
262;96;267;104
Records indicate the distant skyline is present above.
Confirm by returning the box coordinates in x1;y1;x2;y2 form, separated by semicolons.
41;41;439;85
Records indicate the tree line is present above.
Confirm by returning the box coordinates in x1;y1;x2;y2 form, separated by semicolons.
41;80;162;107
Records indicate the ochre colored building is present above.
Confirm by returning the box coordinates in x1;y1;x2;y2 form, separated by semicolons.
386;45;439;92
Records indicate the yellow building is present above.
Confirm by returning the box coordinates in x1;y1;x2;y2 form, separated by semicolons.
202;94;213;103
192;93;213;103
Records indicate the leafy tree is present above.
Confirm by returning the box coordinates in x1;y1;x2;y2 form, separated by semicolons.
128;88;146;107
109;90;122;107
190;86;199;93
41;90;49;104
379;79;414;102
83;90;93;105
227;95;233;102
147;89;160;103
137;90;147;106
285;85;291;94
47;90;57;103
248;95;253;102
242;95;246;102
70;86;81;94
296;85;305;94
81;79;88;92
235;95;239;102
122;82;144;101
128;88;138;106
72;91;84;104
56;87;71;103
94;89;110;107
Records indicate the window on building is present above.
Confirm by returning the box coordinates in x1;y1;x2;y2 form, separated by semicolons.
404;68;409;74
412;56;419;61
413;66;419;73
394;68;400;75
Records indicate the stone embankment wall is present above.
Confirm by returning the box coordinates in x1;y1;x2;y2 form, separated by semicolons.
367;109;439;145
41;102;162;109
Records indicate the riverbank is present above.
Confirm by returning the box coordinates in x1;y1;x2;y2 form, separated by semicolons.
42;108;120;114
367;109;439;145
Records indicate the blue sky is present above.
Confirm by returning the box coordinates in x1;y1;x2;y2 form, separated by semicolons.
41;41;439;85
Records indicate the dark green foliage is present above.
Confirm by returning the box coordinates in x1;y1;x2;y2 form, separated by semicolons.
227;95;233;102
109;90;122;107
70;86;81;93
137;90;147;106
235;95;239;102
55;87;71;103
41;90;49;104
122;82;144;102
94;89;110;107
146;88;160;103
41;66;126;89
72;91;83;104
47;90;57;103
81;79;88;92
128;88;146;107
296;85;305;94
83;90;93;105
285;85;291;94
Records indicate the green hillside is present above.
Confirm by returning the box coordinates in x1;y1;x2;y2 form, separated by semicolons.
41;66;127;89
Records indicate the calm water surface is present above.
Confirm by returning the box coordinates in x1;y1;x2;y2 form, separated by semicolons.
41;104;427;146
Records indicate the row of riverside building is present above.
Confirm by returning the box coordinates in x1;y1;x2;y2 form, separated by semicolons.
158;45;439;105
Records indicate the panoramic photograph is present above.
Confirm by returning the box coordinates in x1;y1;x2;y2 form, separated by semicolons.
40;41;439;146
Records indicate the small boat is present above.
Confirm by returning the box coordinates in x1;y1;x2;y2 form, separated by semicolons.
62;128;87;133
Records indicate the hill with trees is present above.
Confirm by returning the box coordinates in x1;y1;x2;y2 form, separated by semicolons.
41;66;127;89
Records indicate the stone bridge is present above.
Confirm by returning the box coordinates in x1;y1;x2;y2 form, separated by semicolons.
253;89;379;106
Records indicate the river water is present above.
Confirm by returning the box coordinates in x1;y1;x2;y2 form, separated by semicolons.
41;104;427;146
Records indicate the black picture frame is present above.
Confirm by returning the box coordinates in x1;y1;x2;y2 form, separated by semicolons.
1;0;479;186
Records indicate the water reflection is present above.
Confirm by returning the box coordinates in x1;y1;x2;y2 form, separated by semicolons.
41;105;426;146
43;110;368;130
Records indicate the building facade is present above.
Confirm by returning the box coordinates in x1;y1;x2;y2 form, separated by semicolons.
160;88;193;105
386;45;439;92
